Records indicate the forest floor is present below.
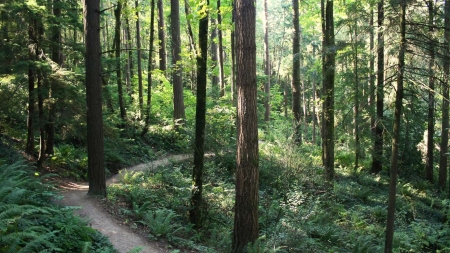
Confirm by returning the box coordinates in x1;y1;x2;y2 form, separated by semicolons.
56;154;191;253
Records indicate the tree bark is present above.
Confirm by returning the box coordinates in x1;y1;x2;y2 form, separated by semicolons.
114;1;127;123
158;0;166;72
426;0;435;182
190;0;209;229
171;0;186;125
84;0;106;197
230;1;236;104
371;0;384;174
210;18;219;95
352;19;360;170
439;0;450;190
369;6;375;163
135;0;144;117
292;0;302;144
233;0;259;251
385;1;406;252
322;0;335;187
26;17;37;156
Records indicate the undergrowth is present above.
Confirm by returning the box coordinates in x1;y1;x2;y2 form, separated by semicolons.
0;153;117;253
107;120;450;253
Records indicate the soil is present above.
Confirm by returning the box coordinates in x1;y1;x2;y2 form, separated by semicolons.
57;154;191;253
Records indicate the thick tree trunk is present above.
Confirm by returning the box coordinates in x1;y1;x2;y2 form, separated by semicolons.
371;0;384;174
385;1;406;252
292;0;302;144
322;0;335;187
158;0;167;72
426;0;435;182
142;0;156;136
171;0;186;125
114;2;127;123
84;0;106;197
233;0;259;252
190;0;209;229
263;0;270;122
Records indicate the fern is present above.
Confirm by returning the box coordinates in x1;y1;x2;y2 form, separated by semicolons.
142;208;179;238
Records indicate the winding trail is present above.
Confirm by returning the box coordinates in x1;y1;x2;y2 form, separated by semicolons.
57;154;191;253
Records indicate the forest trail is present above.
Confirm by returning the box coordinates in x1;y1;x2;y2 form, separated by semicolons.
57;154;191;253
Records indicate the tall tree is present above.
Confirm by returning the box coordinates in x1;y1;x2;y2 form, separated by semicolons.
322;0;336;186
351;17;360;170
158;0;166;71
114;1;127;122
371;0;384;174
142;0;156;136
385;1;406;251
439;0;450;190
217;0;225;97
190;0;209;229
84;0;106;196
233;0;259;251
369;6;375;167
171;0;186;125
292;0;302;143
136;0;144;116
26;17;37;156
426;0;435;182
263;0;270;122
230;1;236;104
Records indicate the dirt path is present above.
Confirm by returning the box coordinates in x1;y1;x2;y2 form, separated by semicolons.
58;154;190;253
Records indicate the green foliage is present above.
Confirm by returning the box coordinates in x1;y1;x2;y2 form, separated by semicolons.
0;160;117;253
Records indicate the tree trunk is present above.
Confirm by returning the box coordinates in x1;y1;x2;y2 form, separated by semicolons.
114;1;127;123
352;20;360;170
322;0;335;187
26;18;37;156
369;6;375;163
184;0;197;56
84;0;106;197
230;1;236;104
233;0;259;252
158;0;167;72
439;0;450;190
426;0;435;182
263;0;270;122
292;0;302;144
371;0;384;174
217;0;225;97
125;17;133;95
135;0;144;117
142;0;156;136
385;1;406;252
190;0;209;229
210;18;219;95
37;22;45;167
171;0;186;125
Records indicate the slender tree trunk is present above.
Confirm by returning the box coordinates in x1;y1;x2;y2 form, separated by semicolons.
233;0;259;251
84;0;106;197
426;0;435;182
46;0;62;156
190;0;209;229
292;0;302;144
353;20;360;170
125;18;133;95
142;0;156;136
369;6;375;162
26;18;37;156
135;0;144;117
312;44;318;144
114;2;127;123
37;22;45;167
371;0;384;174
171;0;186;124
158;0;167;72
211;18;219;95
218;0;225;97
263;0;270;122
439;0;450;190
184;0;197;56
322;0;335;187
385;2;406;252
231;1;236;104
